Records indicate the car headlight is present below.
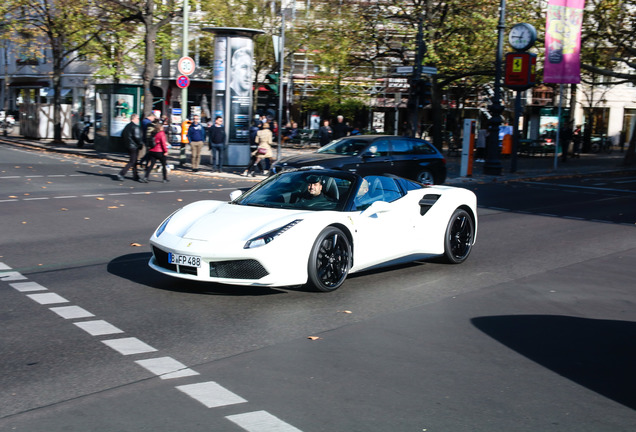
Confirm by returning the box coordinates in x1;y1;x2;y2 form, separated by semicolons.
155;211;177;237
244;219;302;249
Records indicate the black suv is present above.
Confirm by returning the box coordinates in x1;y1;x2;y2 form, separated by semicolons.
271;135;446;184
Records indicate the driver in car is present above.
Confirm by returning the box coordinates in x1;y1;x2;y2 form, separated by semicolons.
292;174;334;207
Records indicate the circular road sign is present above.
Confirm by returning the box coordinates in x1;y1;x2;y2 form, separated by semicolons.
176;75;190;89
178;56;196;75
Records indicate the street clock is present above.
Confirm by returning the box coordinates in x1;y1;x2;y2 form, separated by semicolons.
508;23;537;51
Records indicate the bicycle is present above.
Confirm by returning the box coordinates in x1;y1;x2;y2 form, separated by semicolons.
590;136;613;154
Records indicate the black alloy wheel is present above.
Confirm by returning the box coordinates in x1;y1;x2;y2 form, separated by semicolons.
307;227;351;292
443;208;474;264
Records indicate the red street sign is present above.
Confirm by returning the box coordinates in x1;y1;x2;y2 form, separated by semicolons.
504;52;537;90
176;75;190;89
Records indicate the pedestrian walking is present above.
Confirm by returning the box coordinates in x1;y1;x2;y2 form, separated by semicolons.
142;121;170;183
572;125;582;158
475;128;487;162
332;115;349;140
242;122;274;176
560;121;573;162
208;116;226;172
116;114;144;182
319;119;332;146
186;115;206;172
139;112;156;168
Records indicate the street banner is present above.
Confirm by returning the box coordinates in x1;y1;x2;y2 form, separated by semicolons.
544;0;585;83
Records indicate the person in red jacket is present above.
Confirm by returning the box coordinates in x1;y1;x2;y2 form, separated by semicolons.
142;121;170;183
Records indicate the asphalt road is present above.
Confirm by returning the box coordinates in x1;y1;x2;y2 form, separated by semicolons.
1;144;635;432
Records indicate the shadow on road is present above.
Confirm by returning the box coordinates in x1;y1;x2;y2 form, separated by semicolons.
107;252;288;296
472;314;636;410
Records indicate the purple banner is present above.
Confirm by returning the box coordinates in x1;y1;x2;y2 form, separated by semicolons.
544;0;585;83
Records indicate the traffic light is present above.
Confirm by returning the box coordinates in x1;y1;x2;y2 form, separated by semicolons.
418;79;432;106
265;72;279;96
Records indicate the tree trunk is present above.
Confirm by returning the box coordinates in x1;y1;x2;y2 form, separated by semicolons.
51;37;64;143
142;3;157;117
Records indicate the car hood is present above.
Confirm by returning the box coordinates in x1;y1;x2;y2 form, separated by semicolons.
276;152;351;167
178;202;308;242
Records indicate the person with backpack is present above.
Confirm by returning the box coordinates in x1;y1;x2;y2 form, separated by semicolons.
138;113;156;168
142;121;170;183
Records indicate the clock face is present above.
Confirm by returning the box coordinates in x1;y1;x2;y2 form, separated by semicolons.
509;23;537;51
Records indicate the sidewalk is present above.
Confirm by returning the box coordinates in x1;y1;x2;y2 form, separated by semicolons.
1;132;632;185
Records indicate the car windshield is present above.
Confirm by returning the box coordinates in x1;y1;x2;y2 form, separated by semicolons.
236;171;356;211
317;138;370;156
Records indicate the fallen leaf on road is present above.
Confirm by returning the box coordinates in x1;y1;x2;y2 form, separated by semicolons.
96;197;105;200
9;195;17;198
338;310;352;314
130;242;142;247
307;336;321;341
60;208;68;211
107;206;118;209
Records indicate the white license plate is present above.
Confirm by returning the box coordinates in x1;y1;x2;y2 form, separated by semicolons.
169;253;201;268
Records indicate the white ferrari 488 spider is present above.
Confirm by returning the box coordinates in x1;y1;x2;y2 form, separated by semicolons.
149;168;477;292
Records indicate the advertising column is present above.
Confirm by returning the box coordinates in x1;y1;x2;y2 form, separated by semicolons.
206;27;264;167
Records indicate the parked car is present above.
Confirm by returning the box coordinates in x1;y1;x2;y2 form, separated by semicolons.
271;135;447;184
149;168;476;292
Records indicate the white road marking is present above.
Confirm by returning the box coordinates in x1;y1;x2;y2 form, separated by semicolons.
73;319;124;336
10;281;48;292
102;337;158;355
520;180;636;194
49;305;95;319
0;199;19;203
0;271;27;281
26;292;69;305
135;357;199;379
175;381;247;408
23;197;48;201
226;411;303;432
53;196;78;199
0;259;302;430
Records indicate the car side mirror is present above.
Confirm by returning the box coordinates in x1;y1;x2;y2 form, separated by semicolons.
362;151;376;158
229;190;243;201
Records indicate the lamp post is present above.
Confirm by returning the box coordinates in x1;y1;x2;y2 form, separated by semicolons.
181;0;189;119
483;0;506;176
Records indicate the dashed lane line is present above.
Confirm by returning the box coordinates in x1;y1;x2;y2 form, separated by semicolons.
73;319;125;336
0;262;306;431
3;187;236;202
176;381;247;408
102;337;158;356
227;411;304;432
135;357;200;380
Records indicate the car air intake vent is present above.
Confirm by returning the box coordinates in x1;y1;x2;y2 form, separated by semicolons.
419;194;441;216
152;246;177;271
210;260;269;280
